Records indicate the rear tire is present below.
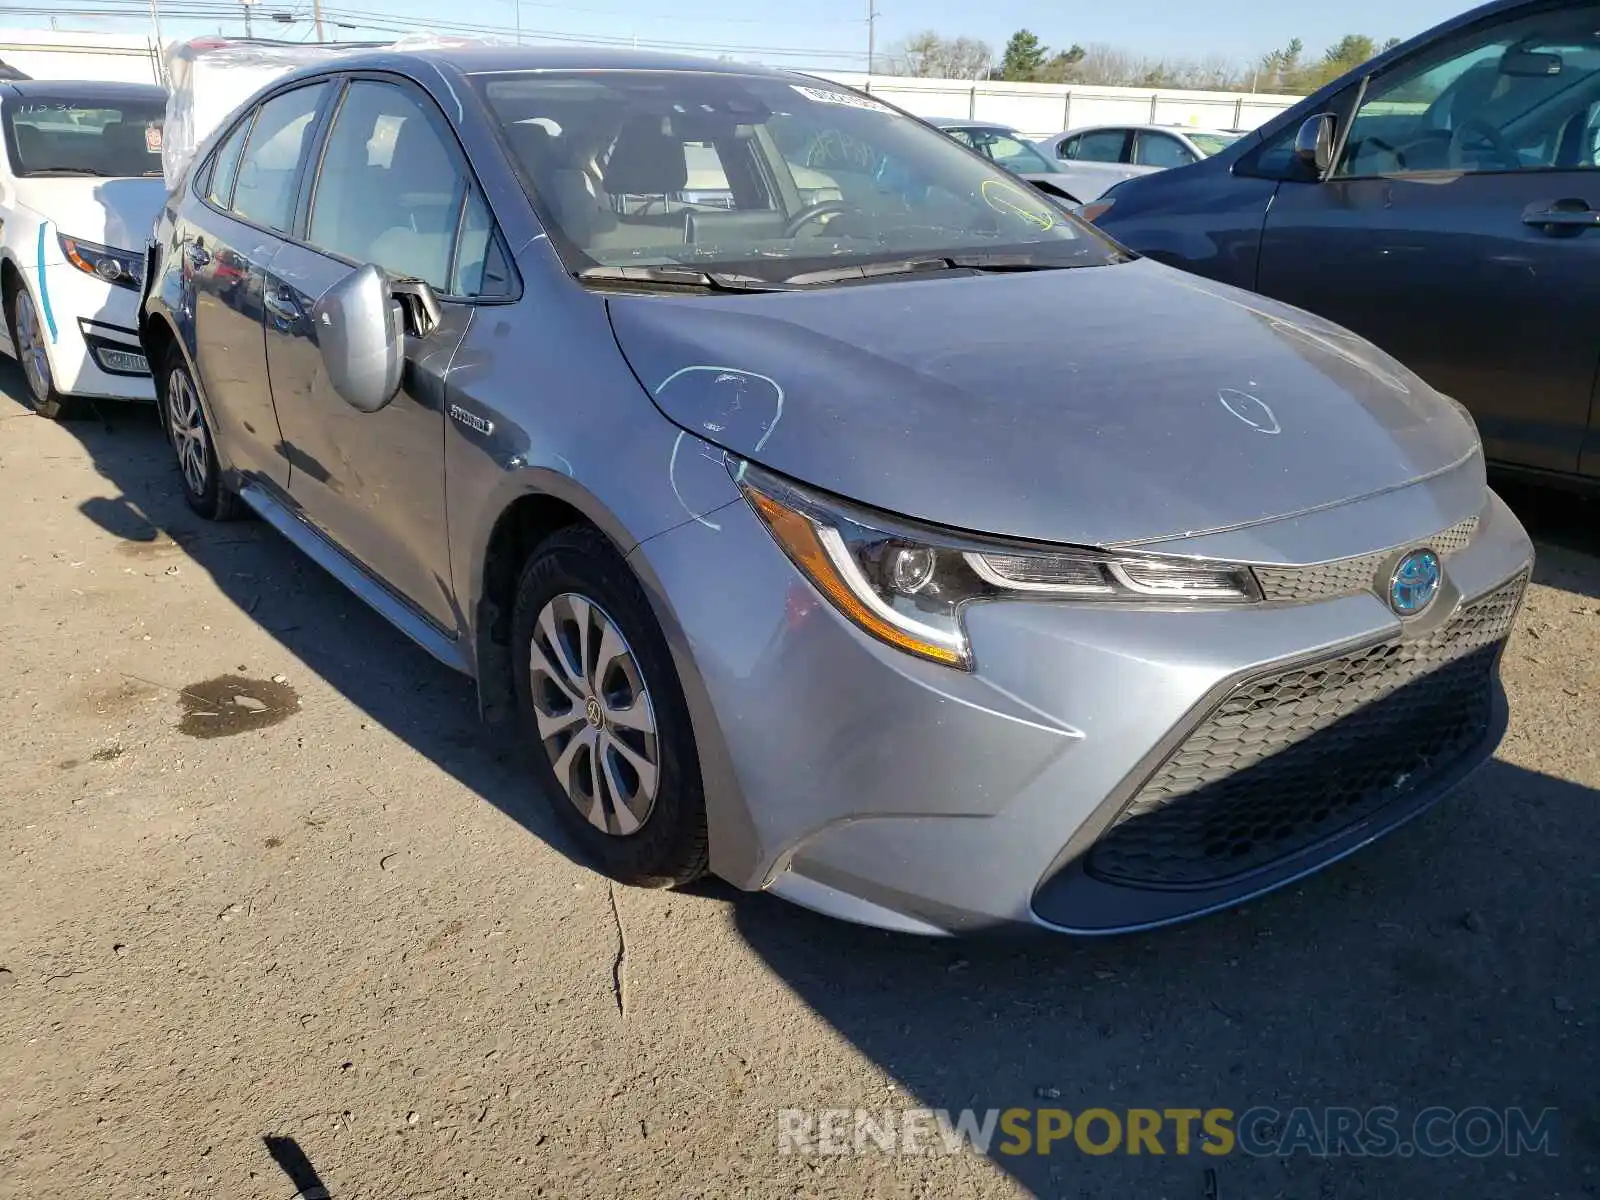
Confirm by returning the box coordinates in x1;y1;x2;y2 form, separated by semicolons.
512;525;709;888
6;280;75;420
159;348;240;522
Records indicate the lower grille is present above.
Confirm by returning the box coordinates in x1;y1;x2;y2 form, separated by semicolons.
1087;575;1525;889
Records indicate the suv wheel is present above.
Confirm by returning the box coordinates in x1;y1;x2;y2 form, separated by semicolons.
6;282;75;419
512;526;708;887
160;350;239;521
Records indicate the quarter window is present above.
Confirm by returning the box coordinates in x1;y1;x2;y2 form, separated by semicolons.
308;80;467;292
231;83;327;231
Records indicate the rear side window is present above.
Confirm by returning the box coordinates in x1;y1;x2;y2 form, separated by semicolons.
205;115;251;208
308;80;467;292
232;83;327;232
1067;129;1128;163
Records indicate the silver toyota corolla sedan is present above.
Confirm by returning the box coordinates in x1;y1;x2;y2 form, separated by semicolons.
141;47;1534;935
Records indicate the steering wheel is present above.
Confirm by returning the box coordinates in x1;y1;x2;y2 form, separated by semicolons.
784;201;853;238
1449;117;1519;170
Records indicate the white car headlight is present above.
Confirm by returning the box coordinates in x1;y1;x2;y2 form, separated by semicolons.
736;462;1260;669
59;233;144;291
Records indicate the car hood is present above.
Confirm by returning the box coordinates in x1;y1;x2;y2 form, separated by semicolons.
11;176;165;253
607;258;1482;548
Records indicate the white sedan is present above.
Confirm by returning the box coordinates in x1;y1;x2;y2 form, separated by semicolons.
1;79;166;418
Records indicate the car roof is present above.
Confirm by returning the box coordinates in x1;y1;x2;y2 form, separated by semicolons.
292;44;806;79
0;79;166;102
1054;123;1234;137
928;117;1017;130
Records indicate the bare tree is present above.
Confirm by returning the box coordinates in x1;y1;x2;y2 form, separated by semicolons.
882;30;992;79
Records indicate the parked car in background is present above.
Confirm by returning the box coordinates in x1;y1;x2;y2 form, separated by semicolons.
1;79;166;418
144;47;1532;936
927;118;1097;202
1091;0;1600;488
1037;123;1242;186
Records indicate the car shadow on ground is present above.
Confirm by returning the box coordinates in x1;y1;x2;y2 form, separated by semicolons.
4;367;589;878
12;370;1599;1197
1491;474;1600;603
731;756;1600;1197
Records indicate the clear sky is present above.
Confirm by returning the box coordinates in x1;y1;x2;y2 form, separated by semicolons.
21;0;1482;74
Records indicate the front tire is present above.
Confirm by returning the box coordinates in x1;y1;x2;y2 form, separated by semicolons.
512;526;708;887
159;349;239;521
6;281;75;420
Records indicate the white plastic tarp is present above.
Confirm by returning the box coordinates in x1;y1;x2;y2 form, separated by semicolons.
159;34;494;188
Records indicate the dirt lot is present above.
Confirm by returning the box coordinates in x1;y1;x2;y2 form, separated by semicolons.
0;361;1597;1200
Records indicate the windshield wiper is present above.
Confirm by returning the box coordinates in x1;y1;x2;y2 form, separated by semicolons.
24;166;111;177
576;265;796;292
783;253;1081;287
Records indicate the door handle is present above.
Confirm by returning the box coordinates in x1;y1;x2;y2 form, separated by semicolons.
263;284;302;323
185;241;211;268
1522;200;1600;234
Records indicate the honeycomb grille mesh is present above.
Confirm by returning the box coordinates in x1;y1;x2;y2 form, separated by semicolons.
1254;515;1480;604
1087;574;1525;889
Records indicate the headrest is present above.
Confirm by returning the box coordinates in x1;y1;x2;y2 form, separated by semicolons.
603;114;687;195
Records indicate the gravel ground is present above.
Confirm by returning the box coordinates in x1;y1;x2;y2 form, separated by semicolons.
1;361;1596;1200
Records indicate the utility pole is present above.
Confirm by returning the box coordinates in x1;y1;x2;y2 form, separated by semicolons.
312;0;325;42
241;0;256;38
866;0;877;75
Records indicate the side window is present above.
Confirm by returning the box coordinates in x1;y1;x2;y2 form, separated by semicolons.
1133;132;1196;168
308;80;466;292
1336;4;1600;177
232;83;326;231
205;115;252;208
1056;134;1079;159
1071;130;1129;163
449;187;512;297
944;128;976;149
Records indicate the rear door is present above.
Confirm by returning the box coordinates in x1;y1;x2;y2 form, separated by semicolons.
1256;4;1600;475
182;81;330;488
262;73;509;632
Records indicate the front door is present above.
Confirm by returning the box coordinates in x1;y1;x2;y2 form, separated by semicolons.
1256;3;1600;474
263;76;485;632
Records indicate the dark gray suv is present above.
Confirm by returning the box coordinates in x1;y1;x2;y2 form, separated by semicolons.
1092;0;1600;488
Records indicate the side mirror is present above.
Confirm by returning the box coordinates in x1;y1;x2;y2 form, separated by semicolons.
312;263;403;413
1293;113;1337;178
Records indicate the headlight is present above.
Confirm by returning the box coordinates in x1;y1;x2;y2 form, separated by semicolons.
58;234;143;291
736;463;1261;669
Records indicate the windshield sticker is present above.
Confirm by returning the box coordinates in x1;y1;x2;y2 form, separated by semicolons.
145;125;163;153
980;179;1056;231
791;85;892;114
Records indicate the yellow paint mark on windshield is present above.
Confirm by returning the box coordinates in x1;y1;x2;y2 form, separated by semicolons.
981;178;1056;231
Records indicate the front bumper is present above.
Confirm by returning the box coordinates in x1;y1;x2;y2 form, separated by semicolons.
17;248;153;402
630;483;1534;935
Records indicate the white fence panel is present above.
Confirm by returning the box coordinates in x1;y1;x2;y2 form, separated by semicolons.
815;70;1299;140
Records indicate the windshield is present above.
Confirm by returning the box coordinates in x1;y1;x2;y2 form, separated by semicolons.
474;71;1120;279
1186;132;1240;157
3;94;165;178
